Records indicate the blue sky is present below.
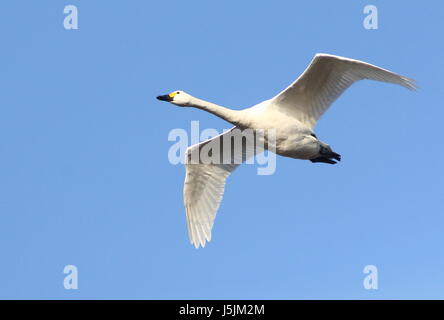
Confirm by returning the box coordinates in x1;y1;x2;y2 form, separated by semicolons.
1;0;443;299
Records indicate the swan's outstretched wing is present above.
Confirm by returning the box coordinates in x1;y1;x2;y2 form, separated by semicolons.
270;53;416;129
183;127;260;248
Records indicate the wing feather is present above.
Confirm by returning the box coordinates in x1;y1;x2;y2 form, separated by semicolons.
271;53;416;129
183;127;260;248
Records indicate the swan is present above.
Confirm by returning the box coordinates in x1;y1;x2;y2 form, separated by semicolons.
156;53;416;248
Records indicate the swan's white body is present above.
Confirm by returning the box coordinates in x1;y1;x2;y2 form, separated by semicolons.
157;53;416;248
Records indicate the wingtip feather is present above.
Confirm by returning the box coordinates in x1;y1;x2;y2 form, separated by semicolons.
401;76;418;91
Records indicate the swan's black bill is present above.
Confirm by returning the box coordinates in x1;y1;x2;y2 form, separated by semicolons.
157;95;173;102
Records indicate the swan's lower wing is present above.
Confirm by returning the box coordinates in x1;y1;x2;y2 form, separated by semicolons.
183;127;259;248
271;53;416;129
184;163;233;248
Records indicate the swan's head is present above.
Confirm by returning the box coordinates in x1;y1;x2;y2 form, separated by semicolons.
156;90;191;106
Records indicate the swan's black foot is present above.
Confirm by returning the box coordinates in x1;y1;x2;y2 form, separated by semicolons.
328;151;341;162
310;157;338;165
311;146;342;164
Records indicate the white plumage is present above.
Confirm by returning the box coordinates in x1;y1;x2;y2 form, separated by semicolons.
157;53;416;248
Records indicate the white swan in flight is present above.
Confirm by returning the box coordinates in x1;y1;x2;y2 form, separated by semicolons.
157;53;416;248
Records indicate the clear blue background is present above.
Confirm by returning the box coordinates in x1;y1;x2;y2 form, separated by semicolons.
0;0;443;299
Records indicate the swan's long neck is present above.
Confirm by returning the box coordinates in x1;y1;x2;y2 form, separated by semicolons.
188;97;245;127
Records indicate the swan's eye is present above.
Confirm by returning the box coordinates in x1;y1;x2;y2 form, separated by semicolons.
177;92;180;94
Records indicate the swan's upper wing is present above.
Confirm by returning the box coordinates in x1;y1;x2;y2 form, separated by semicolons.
183;127;260;248
270;53;416;129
